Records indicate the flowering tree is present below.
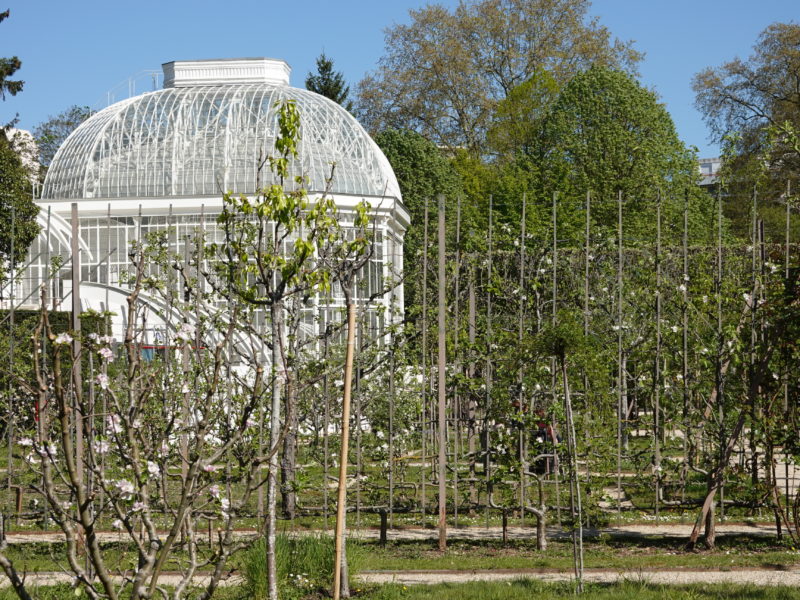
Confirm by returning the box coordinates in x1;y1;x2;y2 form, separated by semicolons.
0;100;373;600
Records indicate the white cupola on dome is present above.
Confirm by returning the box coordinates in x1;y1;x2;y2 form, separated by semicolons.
162;57;292;88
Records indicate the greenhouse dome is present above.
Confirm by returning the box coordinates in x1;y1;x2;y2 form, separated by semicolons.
17;58;408;343
42;58;401;201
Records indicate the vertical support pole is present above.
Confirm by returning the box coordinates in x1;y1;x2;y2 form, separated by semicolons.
654;193;662;519
518;193;527;524
388;343;395;529
6;207;15;497
468;267;477;511
682;191;689;486
583;191;592;522
437;194;447;551
616;190;623;516
71;203;84;488
750;188;759;494
452;196;462;528
421;199;429;524
323;327;330;527
333;299;356;600
355;316;362;529
716;187;725;521
41;209;52;528
552;191;561;524
484;195;493;528
784;181;791;517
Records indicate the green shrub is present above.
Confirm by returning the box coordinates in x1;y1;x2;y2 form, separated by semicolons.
243;534;363;599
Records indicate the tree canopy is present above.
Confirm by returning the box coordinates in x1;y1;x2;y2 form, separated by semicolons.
357;0;641;153
0;10;38;272
539;67;697;208
463;67;711;244
33;104;93;167
305;53;353;112
0;10;22;105
374;129;465;312
0;135;40;268
694;22;800;240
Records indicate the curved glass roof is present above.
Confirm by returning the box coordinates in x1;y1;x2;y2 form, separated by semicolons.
42;84;401;201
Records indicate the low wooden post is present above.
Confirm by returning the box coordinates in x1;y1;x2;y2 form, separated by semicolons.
379;509;388;548
502;510;508;547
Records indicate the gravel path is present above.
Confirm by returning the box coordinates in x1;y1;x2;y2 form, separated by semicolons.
0;522;779;544
359;567;800;586
3;566;799;589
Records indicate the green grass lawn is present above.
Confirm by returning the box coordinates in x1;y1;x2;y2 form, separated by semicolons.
358;580;800;600
5;580;800;600
356;536;800;572
5;533;798;575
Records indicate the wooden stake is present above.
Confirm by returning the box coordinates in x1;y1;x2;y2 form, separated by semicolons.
333;299;356;600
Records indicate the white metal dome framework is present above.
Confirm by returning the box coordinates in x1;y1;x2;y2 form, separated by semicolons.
43;66;401;201
16;58;408;344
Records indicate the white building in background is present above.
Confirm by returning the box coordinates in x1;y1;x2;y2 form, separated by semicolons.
19;58;409;343
698;157;721;190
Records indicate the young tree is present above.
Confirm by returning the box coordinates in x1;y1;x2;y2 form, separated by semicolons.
305;53;353;112
357;0;641;152
214;100;371;600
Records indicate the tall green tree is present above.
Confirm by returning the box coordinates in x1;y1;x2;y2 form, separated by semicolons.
534;66;706;240
0;9;38;273
374;129;465;315
0;137;39;266
693;22;800;240
357;0;641;153
33;104;93;168
305;53;353;112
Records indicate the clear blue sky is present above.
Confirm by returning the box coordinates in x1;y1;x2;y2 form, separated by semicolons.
2;0;797;158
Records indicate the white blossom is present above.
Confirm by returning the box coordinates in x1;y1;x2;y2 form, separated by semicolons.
54;332;73;345
93;440;110;454
97;373;110;390
18;437;33;447
209;484;221;499
147;461;160;477
115;479;135;500
112;519;124;530
175;322;196;343
107;415;123;435
98;347;114;362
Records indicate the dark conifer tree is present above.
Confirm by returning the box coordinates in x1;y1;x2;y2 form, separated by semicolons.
305;53;353;112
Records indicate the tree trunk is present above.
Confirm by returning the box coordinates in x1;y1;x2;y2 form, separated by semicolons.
536;512;547;551
281;377;298;520
266;301;283;600
704;500;716;550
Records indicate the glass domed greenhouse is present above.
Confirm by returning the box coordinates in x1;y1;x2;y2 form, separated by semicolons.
21;58;408;342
